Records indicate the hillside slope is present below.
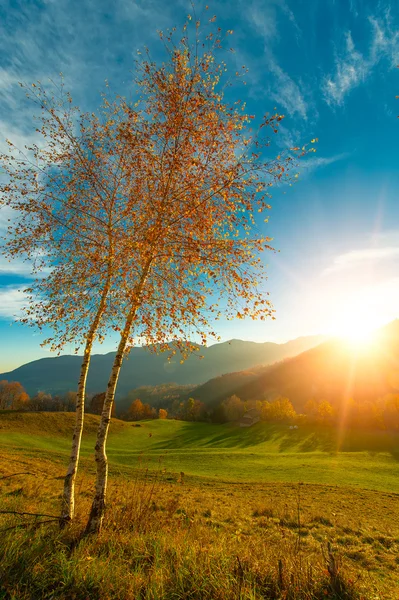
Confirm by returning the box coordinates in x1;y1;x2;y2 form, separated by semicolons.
0;335;325;396
191;321;399;410
0;410;127;436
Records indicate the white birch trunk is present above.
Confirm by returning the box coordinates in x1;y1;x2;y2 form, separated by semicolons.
84;310;135;533
85;262;152;534
59;341;92;525
60;277;111;526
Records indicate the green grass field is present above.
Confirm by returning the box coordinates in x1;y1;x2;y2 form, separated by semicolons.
1;412;398;492
1;412;399;599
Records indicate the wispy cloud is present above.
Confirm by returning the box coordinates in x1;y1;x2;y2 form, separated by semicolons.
323;9;399;106
243;0;308;119
323;246;399;275
0;203;50;278
323;32;368;106
0;255;42;278
0;0;178;158
0;118;43;155
0;205;15;233
302;152;350;172
0;68;23;111
0;285;26;318
369;10;399;66
246;0;300;40
246;2;279;41
0;206;50;278
268;56;308;119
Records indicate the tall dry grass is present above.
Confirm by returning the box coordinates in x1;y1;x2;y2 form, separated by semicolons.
1;453;396;599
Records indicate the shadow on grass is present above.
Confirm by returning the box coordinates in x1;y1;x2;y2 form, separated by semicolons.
150;421;399;459
150;421;280;450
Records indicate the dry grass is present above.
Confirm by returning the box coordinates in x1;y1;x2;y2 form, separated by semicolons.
0;410;127;436
1;449;398;599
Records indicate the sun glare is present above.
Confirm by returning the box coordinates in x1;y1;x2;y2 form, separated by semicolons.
320;278;399;350
328;312;379;349
339;324;376;347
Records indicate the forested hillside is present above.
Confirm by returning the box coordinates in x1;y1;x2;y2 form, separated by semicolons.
189;321;399;414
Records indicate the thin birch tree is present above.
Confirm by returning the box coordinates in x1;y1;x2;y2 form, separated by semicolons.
84;19;309;533
0;82;150;524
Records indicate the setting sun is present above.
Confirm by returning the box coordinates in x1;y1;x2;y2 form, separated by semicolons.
328;309;380;348
321;280;398;349
339;325;376;349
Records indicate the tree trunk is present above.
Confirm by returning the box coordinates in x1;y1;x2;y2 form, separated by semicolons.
59;342;92;526
60;277;111;526
85;262;152;535
84;308;135;534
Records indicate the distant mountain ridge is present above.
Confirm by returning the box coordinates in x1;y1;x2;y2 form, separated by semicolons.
189;321;399;411
0;335;326;396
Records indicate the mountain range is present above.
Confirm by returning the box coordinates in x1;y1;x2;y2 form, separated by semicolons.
0;335;326;397
189;321;399;411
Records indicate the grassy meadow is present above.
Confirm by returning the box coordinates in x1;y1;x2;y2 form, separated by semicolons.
1;412;399;599
1;412;398;491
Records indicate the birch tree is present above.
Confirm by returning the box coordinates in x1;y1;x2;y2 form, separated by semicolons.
84;19;308;533
0;82;149;524
1;15;310;534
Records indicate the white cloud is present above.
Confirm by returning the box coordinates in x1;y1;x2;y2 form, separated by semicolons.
323;32;368;106
276;123;301;149
0;118;43;159
0;205;15;234
268;56;308;119
323;11;399;106
301;152;349;171
243;0;307;119
0;68;22;110
369;12;399;66
0;285;27;318
0;0;180;152
0;255;41;278
245;0;300;41
0;203;50;278
323;246;399;275
349;0;359;18
247;3;278;41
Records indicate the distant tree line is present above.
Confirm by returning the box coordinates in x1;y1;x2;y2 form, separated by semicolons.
118;383;195;413
0;381;109;414
2;378;399;431
92;389;399;430
0;380;75;412
304;395;399;431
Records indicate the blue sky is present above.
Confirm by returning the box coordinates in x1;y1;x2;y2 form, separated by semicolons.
1;0;399;371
